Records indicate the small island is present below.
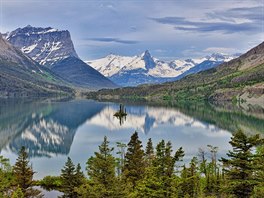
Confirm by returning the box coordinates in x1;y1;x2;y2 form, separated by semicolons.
114;104;127;125
114;104;127;117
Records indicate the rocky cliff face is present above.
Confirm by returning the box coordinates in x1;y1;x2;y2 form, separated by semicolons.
5;26;117;89
6;25;78;66
0;34;73;97
0;33;37;69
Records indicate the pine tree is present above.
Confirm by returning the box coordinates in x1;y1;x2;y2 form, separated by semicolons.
134;166;164;198
179;157;200;198
75;163;85;187
152;140;184;197
116;141;127;176
154;140;166;177
86;136;117;197
145;138;154;167
11;187;24;198
123;131;145;188
60;157;77;198
220;130;263;198
13;146;42;198
252;145;264;197
0;155;14;197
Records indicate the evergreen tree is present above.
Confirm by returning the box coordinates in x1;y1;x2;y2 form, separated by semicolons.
201;145;220;196
252;145;264;198
75;163;85;187
85;136;117;197
134;166;164;198
13;146;42;198
179;157;200;198
123;132;145;188
116;141;126;176
11;187;24;198
153;140;184;197
0;155;14;197
60;157;77;198
145;138;154;167
220;130;263;198
154;140;166;177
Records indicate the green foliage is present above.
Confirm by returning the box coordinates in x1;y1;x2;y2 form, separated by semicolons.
0;155;14;198
37;176;62;190
134;166;164;198
89;60;264;104
13;146;42;198
1;130;263;198
116;141;127;176
11;187;24;198
145;138;154;167
84;136;118;197
179;157;200;198
220;130;264;198
123;132;145;188
60;157;85;197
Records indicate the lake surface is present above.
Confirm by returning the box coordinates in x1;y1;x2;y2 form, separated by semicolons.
0;98;263;179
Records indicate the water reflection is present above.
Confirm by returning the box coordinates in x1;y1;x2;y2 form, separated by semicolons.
0;99;105;157
0;99;263;178
113;104;127;126
89;104;226;135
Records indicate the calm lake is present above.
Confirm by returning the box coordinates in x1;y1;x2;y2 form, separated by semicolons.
0;98;263;179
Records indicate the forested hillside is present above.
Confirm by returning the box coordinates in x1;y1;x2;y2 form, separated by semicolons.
88;41;264;104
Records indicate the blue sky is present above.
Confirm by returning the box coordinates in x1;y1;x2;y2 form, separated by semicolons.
0;0;263;60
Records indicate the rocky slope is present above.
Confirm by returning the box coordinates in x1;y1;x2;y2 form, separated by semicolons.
86;51;237;86
6;25;78;66
6;26;117;89
0;34;73;97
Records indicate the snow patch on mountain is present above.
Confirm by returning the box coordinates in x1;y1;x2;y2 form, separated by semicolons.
6;25;78;66
86;50;238;86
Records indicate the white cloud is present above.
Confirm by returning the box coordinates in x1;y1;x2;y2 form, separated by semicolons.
203;47;237;54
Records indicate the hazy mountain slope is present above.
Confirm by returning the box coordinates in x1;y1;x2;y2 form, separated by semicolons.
6;26;117;89
51;56;118;89
0;34;73;97
87;51;237;86
88;41;264;104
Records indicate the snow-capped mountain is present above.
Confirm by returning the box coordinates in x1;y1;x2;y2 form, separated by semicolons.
5;25;117;89
0;33;74;97
6;25;78;66
174;53;239;80
86;51;238;87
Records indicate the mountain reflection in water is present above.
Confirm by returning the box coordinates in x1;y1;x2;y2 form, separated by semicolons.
0;99;105;157
0;99;263;178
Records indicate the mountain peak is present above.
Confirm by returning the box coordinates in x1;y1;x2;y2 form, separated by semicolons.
141;50;151;58
140;50;156;70
7;26;78;66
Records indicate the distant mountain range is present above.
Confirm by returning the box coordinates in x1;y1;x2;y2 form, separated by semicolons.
86;50;239;86
1;25;263;101
4;25;117;90
88;41;264;104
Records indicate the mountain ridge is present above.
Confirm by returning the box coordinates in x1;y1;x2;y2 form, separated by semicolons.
86;50;238;86
87;41;264;104
6;25;117;90
0;34;74;97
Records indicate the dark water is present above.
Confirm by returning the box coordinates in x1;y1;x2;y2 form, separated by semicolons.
0;98;263;179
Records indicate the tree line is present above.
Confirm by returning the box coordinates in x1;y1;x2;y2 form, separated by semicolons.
0;130;263;198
